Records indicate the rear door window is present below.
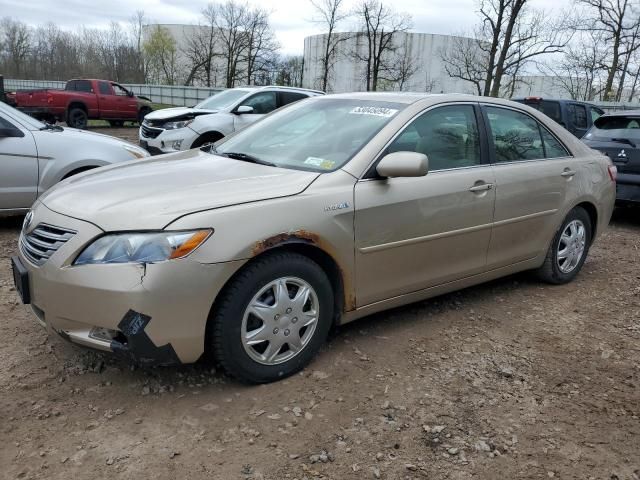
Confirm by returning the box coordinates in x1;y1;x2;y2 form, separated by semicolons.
65;80;77;91
279;92;308;107
568;104;588;129
75;80;93;93
485;106;544;162
539;101;562;123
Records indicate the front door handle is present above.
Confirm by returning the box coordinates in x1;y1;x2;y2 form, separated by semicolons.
469;183;494;192
561;169;576;178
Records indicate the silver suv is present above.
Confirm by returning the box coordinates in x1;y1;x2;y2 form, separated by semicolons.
139;86;324;155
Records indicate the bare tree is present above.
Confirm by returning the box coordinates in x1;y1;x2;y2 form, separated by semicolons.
441;0;571;97
540;31;608;100
386;38;417;90
275;55;305;87
143;25;178;85
243;7;279;85
351;0;411;91
578;0;640;100
214;0;250;88
182;5;219;86
0;18;31;77
440;35;486;95
309;0;349;92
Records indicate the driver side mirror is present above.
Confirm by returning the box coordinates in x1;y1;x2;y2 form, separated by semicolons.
0;127;24;138
376;151;429;178
235;105;254;114
127;91;134;97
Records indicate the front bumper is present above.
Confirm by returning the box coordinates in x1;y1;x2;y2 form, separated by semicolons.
16;203;244;365
138;126;199;155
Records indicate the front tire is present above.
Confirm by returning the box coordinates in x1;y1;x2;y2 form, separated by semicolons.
535;207;592;284
209;252;334;383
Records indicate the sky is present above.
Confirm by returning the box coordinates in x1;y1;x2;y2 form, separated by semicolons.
1;0;570;56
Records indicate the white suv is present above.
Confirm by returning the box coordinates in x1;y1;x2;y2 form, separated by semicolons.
139;86;323;155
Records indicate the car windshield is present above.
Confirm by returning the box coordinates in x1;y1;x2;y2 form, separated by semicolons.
195;89;250;110
0;101;45;130
214;98;405;172
585;115;640;141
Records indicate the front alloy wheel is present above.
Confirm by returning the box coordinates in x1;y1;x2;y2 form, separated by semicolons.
241;277;319;365
210;252;334;383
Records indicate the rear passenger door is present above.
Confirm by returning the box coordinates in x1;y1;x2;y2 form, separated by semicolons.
482;105;575;269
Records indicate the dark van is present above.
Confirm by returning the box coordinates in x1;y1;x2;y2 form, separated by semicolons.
512;97;605;138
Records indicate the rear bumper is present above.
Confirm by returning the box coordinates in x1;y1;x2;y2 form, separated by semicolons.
616;180;640;203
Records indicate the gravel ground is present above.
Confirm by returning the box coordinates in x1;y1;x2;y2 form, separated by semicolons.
0;126;639;480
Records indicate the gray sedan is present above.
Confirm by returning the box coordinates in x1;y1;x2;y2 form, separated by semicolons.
0;101;149;216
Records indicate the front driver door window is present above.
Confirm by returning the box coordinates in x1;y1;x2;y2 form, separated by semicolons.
354;103;495;306
234;92;278;130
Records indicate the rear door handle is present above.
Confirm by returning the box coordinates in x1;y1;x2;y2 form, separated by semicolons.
561;169;576;177
468;183;494;192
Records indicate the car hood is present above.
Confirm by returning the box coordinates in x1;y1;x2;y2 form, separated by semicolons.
39;148;320;231
31;127;149;161
144;107;218;121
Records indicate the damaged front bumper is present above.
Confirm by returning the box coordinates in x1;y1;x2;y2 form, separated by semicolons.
16;203;244;365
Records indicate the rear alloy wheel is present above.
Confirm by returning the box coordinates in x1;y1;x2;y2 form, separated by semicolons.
66;108;88;129
210;252;333;383
535;207;592;284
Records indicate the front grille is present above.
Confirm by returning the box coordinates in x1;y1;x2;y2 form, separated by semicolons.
21;223;76;266
141;123;163;139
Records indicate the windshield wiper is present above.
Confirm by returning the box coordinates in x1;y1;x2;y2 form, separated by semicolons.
219;151;277;167
611;137;636;148
39;123;63;132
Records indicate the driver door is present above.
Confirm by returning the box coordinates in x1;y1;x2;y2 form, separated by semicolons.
233;91;278;131
0;112;38;211
354;103;496;306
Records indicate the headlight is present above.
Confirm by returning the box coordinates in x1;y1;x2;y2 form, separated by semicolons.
74;230;211;265
123;144;148;159
163;119;193;130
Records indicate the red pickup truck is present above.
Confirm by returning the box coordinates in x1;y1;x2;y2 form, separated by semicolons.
6;79;153;129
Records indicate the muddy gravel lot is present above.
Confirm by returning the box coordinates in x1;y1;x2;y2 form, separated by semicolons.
1;126;639;480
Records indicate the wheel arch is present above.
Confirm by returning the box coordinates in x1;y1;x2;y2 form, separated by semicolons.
191;130;225;149
207;238;347;336
572;201;598;241
66;101;88;113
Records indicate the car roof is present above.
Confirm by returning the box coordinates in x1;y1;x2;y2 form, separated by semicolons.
232;85;324;95
512;97;599;107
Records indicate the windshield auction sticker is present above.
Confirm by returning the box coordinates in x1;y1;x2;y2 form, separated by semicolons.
349;106;399;117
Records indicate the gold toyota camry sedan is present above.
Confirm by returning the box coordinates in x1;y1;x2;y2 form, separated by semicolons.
12;93;616;383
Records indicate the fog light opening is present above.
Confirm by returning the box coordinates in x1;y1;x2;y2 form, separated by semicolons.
89;327;121;343
172;139;183;150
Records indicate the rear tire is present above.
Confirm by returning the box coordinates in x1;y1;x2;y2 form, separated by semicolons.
66;108;88;129
535;207;592;284
209;252;334;384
